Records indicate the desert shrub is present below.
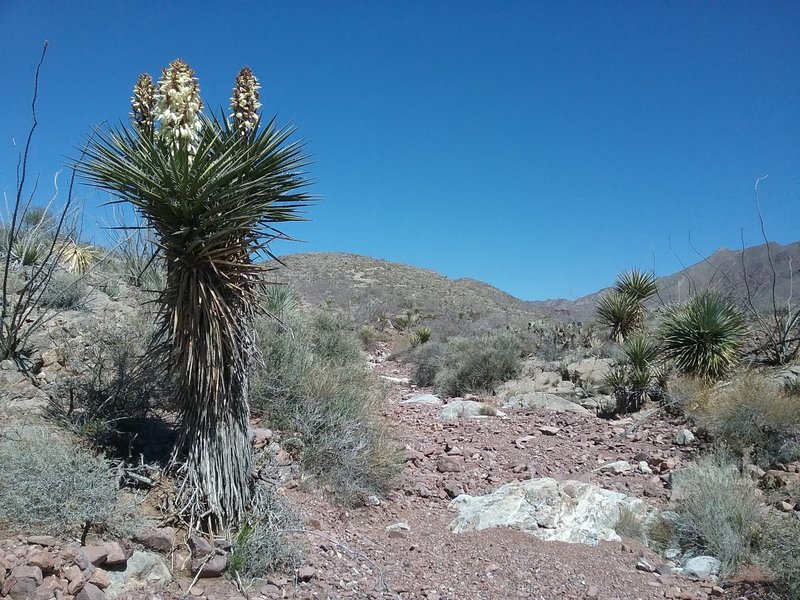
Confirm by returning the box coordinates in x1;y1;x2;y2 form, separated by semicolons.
662;375;713;416
408;339;444;387
660;292;746;380
432;333;522;397
252;308;400;505
668;448;763;575
696;371;800;467
36;270;88;309
48;314;166;446
759;512;800;599
0;429;138;536
614;506;647;544
228;487;301;579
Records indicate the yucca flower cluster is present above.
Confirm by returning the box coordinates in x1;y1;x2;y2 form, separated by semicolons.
230;67;261;140
131;74;156;137
153;59;203;154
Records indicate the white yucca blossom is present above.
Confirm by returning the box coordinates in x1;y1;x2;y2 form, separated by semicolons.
230;67;261;140
155;59;203;155
131;73;156;137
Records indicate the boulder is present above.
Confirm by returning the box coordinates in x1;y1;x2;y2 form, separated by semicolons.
567;358;614;392
674;429;696;446
683;556;721;580
498;388;590;415
450;477;654;545
438;400;501;420
104;551;171;599
402;393;443;405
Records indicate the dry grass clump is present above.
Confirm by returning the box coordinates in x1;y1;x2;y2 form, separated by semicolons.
36;270;89;310
668;448;763;576
696;371;800;467
0;428;139;537
252;308;401;505
228;486;301;579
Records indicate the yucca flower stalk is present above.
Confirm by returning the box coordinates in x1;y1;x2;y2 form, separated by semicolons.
231;67;261;140
154;59;203;155
79;60;312;531
131;74;156;137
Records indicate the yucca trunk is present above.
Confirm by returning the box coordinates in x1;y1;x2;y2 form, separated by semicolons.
164;261;256;530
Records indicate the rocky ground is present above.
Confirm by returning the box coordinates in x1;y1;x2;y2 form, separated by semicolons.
3;337;798;600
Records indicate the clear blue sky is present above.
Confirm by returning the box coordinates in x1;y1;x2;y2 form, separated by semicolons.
1;1;798;300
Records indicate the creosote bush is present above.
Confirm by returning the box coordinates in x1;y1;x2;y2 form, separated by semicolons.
251;307;400;505
409;332;521;397
48;313;168;447
0;429;139;536
696;371;800;467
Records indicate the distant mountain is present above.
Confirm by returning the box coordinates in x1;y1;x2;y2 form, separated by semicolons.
267;242;800;331
531;241;800;320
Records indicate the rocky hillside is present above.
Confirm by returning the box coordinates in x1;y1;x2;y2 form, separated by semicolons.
267;242;800;329
266;252;550;335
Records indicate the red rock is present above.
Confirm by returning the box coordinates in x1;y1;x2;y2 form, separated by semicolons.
191;554;227;577
75;582;105;600
11;566;43;585
27;549;58;573
87;568;109;590
101;542;127;566
79;546;108;568
297;565;316;582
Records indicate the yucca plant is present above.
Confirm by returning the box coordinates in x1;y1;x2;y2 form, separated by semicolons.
614;268;658;302
595;290;641;342
409;326;432;346
660;292;746;381
596;269;658;342
60;240;97;274
78;60;312;531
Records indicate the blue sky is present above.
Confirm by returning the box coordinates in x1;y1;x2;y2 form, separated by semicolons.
1;1;798;300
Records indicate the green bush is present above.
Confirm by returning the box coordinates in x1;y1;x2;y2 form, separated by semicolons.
668;448;762;576
602;335;664;414
251;308;400;505
431;333;522;397
697;371;800;467
660;292;746;380
0;429;138;536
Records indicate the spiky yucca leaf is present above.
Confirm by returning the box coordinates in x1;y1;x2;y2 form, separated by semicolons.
596;290;641;341
660;293;746;381
614;268;658;302
60;240;97;274
78;65;312;531
621;334;659;371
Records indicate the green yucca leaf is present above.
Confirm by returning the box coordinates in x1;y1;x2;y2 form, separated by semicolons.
660;292;746;380
596;290;642;341
615;269;658;302
621;335;659;371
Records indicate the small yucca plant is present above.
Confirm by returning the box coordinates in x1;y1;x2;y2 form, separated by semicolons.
79;60;312;531
409;326;432;346
596;290;641;342
660;293;746;381
60;240;97;274
615;269;657;302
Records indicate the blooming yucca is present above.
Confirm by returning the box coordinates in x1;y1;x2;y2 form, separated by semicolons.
154;59;203;154
231;67;261;140
79;59;312;532
131;74;156;137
